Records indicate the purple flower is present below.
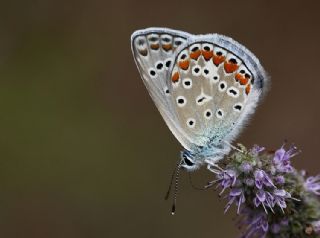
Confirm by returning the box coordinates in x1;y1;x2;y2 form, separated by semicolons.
304;175;320;195
240;212;269;238
224;188;245;214
312;220;320;234
245;178;255;187
272;189;299;212
273;145;298;173
275;175;285;185
207;143;316;238
215;169;237;195
254;169;275;189
272;189;288;212
271;223;281;234
254;190;274;213
250;145;265;155
280;218;289;226
240;162;252;173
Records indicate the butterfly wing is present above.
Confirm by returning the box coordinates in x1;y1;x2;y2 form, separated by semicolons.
167;34;268;152
132;28;268;154
131;28;196;150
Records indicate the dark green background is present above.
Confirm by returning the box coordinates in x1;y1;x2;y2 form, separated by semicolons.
0;0;320;237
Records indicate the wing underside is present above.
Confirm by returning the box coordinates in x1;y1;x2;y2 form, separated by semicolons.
132;28;268;152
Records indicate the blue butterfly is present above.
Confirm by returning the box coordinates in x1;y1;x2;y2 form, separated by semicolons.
131;27;268;213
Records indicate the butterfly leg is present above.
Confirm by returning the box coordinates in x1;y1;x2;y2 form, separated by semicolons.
205;161;223;174
222;140;245;153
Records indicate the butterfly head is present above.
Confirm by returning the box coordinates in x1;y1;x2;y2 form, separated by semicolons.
180;150;201;171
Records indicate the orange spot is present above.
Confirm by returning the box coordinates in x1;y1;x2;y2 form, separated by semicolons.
190;50;201;60
235;73;248;85
246;75;252;84
212;54;226;66
162;44;172;51
150;44;159;50
138;49;148;56
245;84;251;95
172;72;180;83
178;60;190;70
202;50;213;61
224;62;239;74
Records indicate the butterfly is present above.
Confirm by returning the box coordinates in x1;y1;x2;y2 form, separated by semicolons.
131;27;268;213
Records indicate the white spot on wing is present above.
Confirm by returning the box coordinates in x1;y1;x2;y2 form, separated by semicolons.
176;96;187;107
182;78;192;89
216;109;224;119
213;47;227;58
211;74;219;83
204;109;212;119
186;118;196;128
233;103;243;112
218;81;227;92
196;90;213;106
155;61;164;72
227;87;240;98
192;65;201;76
202;67;210;77
149;68;157;78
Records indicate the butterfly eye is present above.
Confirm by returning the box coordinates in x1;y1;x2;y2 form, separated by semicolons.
183;155;195;166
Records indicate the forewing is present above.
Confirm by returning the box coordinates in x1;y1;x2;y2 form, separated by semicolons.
131;28;196;150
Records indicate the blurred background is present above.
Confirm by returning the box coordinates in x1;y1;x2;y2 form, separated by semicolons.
0;0;320;237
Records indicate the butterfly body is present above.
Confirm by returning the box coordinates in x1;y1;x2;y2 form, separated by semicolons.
131;28;268;172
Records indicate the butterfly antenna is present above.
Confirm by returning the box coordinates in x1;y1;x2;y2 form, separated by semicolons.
164;161;180;200
171;162;182;215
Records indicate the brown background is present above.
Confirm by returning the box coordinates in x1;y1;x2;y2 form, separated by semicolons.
0;0;320;237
